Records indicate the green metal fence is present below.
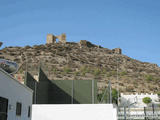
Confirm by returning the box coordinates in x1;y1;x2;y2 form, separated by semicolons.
25;67;97;104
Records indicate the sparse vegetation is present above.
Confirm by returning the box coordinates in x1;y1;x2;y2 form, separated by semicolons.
97;88;118;104
97;92;105;103
81;71;86;76
19;69;23;74
52;68;57;74
80;66;90;73
102;68;107;74
107;72;112;77
93;68;101;76
112;89;118;104
80;65;90;76
143;97;152;105
120;71;127;76
145;75;154;81
63;66;72;74
74;71;79;76
106;71;117;77
126;86;134;92
111;71;117;76
157;92;160;97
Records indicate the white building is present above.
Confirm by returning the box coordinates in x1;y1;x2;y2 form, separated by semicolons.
120;93;160;108
0;68;33;120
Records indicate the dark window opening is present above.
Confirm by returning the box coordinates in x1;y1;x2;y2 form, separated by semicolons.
28;106;31;117
16;102;22;116
0;97;8;120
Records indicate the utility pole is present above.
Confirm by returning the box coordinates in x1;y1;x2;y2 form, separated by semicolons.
144;107;147;120
92;80;95;104
124;107;126;120
152;104;155;120
108;80;112;104
71;80;74;104
117;57;120;106
34;81;37;104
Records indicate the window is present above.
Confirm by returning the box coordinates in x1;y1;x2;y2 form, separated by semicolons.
16;102;22;116
28;106;31;117
0;97;8;120
0;97;8;113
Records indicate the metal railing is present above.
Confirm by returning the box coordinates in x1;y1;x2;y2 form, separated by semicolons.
118;107;160;120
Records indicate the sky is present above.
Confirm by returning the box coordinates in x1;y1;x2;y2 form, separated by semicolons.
0;0;160;66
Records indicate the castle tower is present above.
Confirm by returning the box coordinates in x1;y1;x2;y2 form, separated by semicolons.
56;33;66;43
46;34;56;44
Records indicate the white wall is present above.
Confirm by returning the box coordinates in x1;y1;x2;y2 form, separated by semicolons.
0;69;33;120
32;104;117;120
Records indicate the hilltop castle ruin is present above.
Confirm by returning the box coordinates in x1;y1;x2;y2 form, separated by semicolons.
46;33;122;54
46;33;66;44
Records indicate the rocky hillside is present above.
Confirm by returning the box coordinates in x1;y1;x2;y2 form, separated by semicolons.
0;40;160;93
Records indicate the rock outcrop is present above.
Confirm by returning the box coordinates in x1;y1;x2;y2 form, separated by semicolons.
0;42;3;47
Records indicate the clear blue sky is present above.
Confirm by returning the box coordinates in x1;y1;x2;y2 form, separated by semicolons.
0;0;160;66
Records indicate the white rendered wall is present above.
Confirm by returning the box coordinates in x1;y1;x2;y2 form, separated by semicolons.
0;69;33;120
120;93;160;107
32;104;117;120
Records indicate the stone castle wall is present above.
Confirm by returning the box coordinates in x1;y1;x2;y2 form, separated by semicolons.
46;33;66;44
112;48;122;54
46;34;56;44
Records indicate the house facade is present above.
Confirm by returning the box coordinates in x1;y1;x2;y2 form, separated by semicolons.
0;69;33;120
